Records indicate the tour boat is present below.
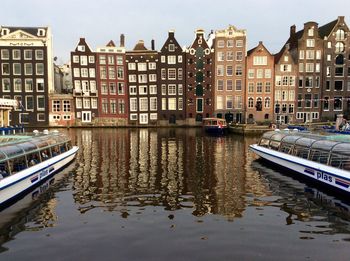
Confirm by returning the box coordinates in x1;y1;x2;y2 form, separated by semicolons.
202;118;228;135
250;130;350;194
0;130;78;208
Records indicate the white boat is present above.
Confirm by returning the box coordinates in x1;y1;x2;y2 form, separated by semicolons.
250;130;350;194
0;130;78;208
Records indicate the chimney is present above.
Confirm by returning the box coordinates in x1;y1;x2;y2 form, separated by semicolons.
339;16;345;23
151;39;155;50
290;25;296;37
120;34;125;47
169;30;175;37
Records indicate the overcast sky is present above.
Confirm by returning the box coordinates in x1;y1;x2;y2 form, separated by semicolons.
2;0;349;64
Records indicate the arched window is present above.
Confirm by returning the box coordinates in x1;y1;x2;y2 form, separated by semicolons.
264;97;270;108
256;98;262;111
335;42;345;53
264;114;269;119
275;103;280;113
335;29;345;40
335;54;344;65
248;97;254;108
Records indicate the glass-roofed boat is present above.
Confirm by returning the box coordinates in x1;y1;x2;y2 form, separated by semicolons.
0;130;78;208
250;130;350;194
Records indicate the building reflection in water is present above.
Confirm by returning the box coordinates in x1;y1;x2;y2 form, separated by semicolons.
72;129;269;219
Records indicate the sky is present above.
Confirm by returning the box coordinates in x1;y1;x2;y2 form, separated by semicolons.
1;0;349;64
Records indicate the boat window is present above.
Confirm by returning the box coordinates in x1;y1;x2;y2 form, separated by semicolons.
269;141;280;151
60;144;67;153
342;157;350;171
10;156;27;174
311;140;338;152
20;142;38;152
332;143;350;157
40;149;51;161
0;151;6;161
51;146;60;156
259;138;270;147
294;145;310;159
279;143;293;154
1;145;25;158
27;152;41;166
32;140;49;148
0;161;10;179
295;137;317;148
66;141;72;150
329;153;344;168
309;150;329;164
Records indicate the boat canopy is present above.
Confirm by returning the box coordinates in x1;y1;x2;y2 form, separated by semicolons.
0;133;70;161
258;130;350;170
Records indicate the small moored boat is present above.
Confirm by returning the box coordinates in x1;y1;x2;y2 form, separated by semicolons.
202;118;228;135
0;130;78;208
250;130;350;195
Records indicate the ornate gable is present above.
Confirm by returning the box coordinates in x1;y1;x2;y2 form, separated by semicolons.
1;29;36;40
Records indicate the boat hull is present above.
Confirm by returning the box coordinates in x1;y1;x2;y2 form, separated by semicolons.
204;126;228;135
249;144;350;194
0;146;78;207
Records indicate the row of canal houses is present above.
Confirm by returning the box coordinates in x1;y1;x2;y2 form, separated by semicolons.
0;16;349;127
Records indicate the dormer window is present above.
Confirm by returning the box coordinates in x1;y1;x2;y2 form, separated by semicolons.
77;45;85;52
1;28;9;36
335;29;345;40
37;29;46;37
308;28;314;37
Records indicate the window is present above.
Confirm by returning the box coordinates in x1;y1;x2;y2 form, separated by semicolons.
226;80;233;91
336;29;345;40
227;51;234;61
26;96;34;110
118;99;125;114
108;67;115;79
178;55;183;63
253;56;267;65
99;55;106;65
316;50;321;60
13;63;21;75
148;62;156;70
306;39;315;47
20;113;29;124
129;74;137;82
89;56;95;63
227;39;234;47
150;97;157;111
178;98;183;110
24;50;32;60
217;40;225;48
306;63;314;72
102;98;108;114
335;81;343;91
323;97;329;110
168;44;175;51
76;98;82;109
217;65;224;76
83;98;90;109
162;84;166;95
37;96;45;111
80;56;87;65
25;79;33;92
306;50;314;59
178;68;183;80
257;69;263;78
118;83;125;94
336;42;345;53
168;55;176;64
138;63;147;71
256;82;263;93
36;63;44;75
235;96;242;109
130;98;137;111
217;52;225;61
128;63;136;70
14;79;21;92
305;76;313;87
149;85;157;95
13;49;21;60
149;74;157;82
107;55;114;65
313;94;319;108
139;85;147;95
53;100;60;112
139;98;148;111
168;69;176;79
264;69;271;78
37;79;44;91
116;56;123;65
168;84;176;95
168;98;177;110
216;96;223;110
305;94;311;108
236;51;243;61
81;68;88;78
248;69;254;78
299;63;304;72
109;83;116;94
1;49;9;59
35;50;44;60
63;100;71;112
265;82;271;93
226;96;233;109
235;80;242;91
235;66;242;76
236;40;243;47
248;82;254;93
299;50;304;59
264;97;271;108
2;63;10;75
334;97;342;110
226;65;233;76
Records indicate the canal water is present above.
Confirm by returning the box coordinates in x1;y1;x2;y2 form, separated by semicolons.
1;128;350;260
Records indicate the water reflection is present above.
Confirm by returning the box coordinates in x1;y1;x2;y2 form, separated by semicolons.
72;129;267;219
